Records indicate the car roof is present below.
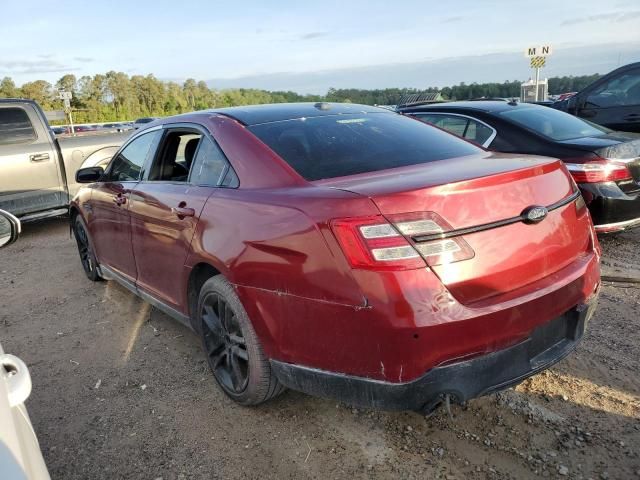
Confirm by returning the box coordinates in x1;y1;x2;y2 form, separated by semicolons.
400;100;540;114
200;102;391;126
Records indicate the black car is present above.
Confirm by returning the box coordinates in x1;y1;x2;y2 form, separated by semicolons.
398;100;640;233
133;117;158;130
552;62;640;133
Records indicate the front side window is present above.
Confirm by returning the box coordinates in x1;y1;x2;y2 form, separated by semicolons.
0;107;36;145
586;69;640;107
148;131;202;182
249;112;481;181
499;106;610;141
104;130;160;182
413;113;494;146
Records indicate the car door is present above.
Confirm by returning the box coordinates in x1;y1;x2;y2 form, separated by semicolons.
129;125;236;311
0;103;62;217
577;67;640;132
88;129;162;283
410;112;496;147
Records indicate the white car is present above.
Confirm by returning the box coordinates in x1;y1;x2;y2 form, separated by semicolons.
0;210;50;480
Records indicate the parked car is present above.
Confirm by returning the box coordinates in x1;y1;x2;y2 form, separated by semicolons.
399;101;640;233
133;117;158;130
0;99;129;221
552;62;640;133
102;123;133;133
0;209;51;480
72;125;95;133
71;103;600;413
50;125;69;135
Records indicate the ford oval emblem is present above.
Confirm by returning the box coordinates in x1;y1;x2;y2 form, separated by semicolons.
522;205;548;224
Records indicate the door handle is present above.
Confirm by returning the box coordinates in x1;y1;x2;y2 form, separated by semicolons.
29;152;50;162
113;194;127;206
171;206;195;218
624;113;640;120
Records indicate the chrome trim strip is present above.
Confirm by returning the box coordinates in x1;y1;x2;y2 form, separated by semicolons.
412;190;581;243
19;208;68;223
594;217;640;231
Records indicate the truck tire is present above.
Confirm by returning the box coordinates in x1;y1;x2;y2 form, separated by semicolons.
198;275;284;406
72;216;102;282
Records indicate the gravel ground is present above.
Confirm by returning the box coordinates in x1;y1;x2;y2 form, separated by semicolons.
0;217;638;480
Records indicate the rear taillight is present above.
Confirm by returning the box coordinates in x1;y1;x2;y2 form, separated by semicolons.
564;158;632;183
330;212;474;270
330;216;425;270
387;212;475;267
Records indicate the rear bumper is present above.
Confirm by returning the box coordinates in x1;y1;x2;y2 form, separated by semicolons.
579;182;640;232
271;296;598;412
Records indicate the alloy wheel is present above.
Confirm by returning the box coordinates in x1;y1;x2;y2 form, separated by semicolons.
201;293;249;393
74;221;95;275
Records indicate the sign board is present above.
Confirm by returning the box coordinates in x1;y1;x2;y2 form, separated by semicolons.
530;56;546;69
58;91;72;100
44;110;66;121
524;45;552;58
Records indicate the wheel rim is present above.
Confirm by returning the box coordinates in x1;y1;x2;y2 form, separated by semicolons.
74;222;94;274
201;293;249;393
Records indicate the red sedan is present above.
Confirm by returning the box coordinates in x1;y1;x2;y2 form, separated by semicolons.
71;103;600;413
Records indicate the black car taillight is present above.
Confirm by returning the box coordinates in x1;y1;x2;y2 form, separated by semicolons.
564;157;632;183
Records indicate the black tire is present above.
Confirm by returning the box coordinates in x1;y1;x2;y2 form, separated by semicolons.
72;216;102;282
198;275;284;405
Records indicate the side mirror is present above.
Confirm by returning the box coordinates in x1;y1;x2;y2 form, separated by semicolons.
76;166;104;183
0;210;21;248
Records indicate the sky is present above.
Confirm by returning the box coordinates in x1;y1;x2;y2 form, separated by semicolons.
2;0;640;93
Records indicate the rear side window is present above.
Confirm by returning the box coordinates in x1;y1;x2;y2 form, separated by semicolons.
249;113;480;181
0;107;36;145
190;136;237;186
105;130;161;182
499;106;609;141
413;113;495;146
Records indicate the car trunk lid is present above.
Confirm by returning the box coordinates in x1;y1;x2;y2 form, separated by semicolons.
321;152;593;305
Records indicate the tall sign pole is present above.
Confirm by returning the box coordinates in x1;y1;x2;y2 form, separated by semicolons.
525;45;552;101
58;91;74;134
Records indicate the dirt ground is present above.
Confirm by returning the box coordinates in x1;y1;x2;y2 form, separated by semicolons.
0;217;638;480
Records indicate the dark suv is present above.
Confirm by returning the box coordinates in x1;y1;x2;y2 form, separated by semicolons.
553;62;640;133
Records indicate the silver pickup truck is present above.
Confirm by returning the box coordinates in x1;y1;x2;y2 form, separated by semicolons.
0;99;128;221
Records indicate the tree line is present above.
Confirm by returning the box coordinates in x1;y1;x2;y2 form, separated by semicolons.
0;72;602;124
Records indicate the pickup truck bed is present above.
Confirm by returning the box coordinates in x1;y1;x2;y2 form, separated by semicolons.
0;99;128;220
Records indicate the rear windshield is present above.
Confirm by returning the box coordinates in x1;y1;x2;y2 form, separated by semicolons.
249;113;481;181
499;106;610;141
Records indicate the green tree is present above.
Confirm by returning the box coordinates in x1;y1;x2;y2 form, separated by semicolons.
20;80;53;109
0;77;20;98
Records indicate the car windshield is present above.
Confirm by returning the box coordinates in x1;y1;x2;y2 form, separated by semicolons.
499;106;610;141
249;112;481;181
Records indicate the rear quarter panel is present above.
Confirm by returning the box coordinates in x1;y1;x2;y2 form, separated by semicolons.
183;186;379;358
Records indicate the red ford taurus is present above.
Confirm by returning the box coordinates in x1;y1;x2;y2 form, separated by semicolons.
71;103;600;413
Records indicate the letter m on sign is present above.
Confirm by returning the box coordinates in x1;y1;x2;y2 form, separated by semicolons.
528;47;537;56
